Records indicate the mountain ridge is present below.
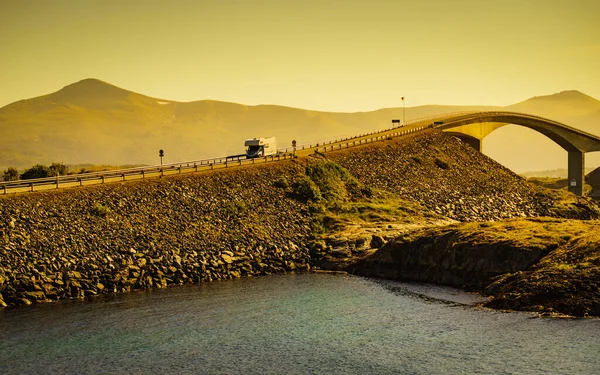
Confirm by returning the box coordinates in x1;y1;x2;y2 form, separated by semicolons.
1;78;599;173
5;78;597;114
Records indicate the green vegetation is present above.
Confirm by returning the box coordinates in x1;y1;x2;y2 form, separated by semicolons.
224;200;247;218
318;196;434;233
2;167;19;181
273;177;289;189
290;158;370;208
287;158;373;236
292;177;322;202
16;162;69;180
473;218;600;317
527;177;568;190
286;157;436;240
49;162;68;176
527;176;593;195
72;163;145;174
90;202;111;217
1;162;146;182
20;164;50;180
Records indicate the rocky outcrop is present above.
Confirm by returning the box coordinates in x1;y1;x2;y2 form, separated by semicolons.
586;166;600;200
348;218;600;317
348;220;556;289
0;163;312;307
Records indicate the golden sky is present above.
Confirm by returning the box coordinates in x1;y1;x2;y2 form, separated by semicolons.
1;0;598;111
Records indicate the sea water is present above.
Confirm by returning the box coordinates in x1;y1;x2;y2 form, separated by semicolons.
1;273;598;374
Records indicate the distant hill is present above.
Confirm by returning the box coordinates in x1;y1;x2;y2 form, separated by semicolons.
485;90;600;173
521;168;597;179
1;79;599;173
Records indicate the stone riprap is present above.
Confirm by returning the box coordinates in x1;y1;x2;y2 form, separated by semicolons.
1;129;598;309
328;131;598;221
0;163;311;307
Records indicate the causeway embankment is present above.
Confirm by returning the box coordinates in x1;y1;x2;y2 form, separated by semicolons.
0;163;312;307
1;130;599;316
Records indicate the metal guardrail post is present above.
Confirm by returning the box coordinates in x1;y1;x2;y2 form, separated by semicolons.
194;163;198;172
55;179;59;189
2;185;6;195
122;174;125;181
30;183;34;192
78;178;82;186
142;170;145;179
101;176;105;184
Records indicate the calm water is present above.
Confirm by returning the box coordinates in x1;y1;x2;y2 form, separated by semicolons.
1;273;598;374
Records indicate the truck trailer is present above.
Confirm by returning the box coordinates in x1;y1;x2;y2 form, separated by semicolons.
245;137;277;158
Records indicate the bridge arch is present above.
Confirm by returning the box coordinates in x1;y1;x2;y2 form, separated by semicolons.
430;111;600;196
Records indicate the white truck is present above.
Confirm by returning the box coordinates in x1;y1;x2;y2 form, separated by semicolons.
245;137;277;158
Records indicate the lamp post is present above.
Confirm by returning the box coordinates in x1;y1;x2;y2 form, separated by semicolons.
401;96;406;123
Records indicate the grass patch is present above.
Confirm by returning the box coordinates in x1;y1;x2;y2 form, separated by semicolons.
91;202;111;217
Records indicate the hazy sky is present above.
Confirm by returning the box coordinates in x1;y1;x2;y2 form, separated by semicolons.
1;0;598;111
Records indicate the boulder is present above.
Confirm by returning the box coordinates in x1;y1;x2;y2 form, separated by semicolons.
370;235;385;249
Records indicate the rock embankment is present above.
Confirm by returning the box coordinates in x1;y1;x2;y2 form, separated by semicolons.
328;131;599;221
0;163;311;307
2;128;599;312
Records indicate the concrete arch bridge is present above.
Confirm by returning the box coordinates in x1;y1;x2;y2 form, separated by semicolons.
426;111;600;196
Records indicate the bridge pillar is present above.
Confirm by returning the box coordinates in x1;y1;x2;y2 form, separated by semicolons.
568;151;585;196
448;133;482;152
464;137;482;153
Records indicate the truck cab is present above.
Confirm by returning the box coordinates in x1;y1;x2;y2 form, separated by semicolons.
245;137;277;158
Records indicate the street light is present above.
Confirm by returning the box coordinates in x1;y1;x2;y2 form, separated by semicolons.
401;96;406;123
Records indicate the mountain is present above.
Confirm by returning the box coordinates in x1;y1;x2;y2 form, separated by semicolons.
1;79;599;174
483;90;600;173
506;90;600;135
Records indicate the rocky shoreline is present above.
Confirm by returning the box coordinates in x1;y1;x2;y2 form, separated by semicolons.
336;217;600;317
2;130;599;317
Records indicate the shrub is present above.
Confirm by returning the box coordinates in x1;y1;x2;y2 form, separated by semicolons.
305;160;358;202
273;177;289;189
91;203;111;217
2;167;19;181
20;164;50;180
225;200;247;216
293;177;322;201
49;162;68;176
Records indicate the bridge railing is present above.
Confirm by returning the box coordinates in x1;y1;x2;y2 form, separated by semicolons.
0;151;302;194
275;111;475;153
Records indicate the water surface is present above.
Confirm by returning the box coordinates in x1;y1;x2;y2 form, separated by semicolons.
1;273;598;374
